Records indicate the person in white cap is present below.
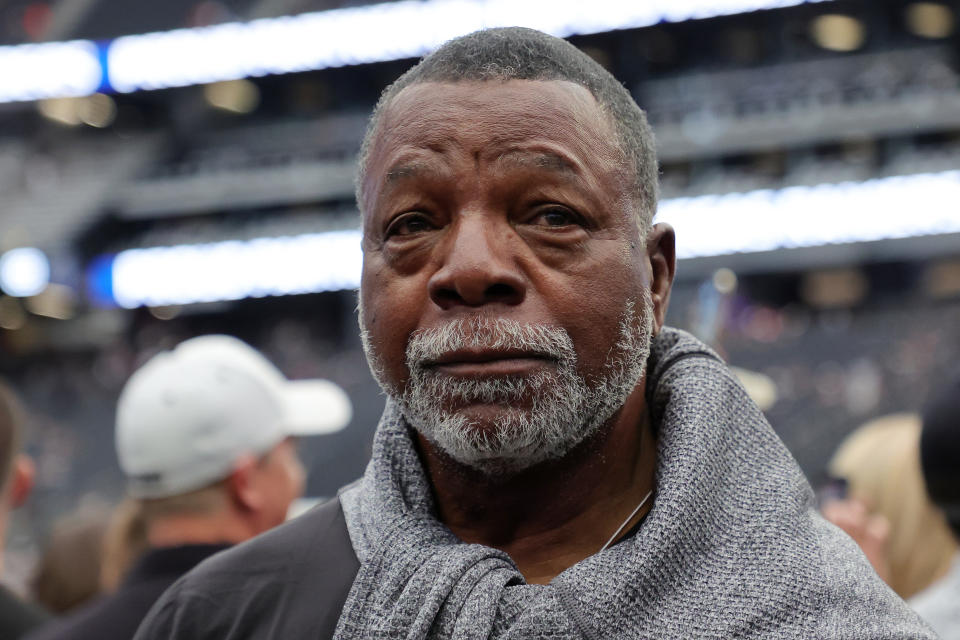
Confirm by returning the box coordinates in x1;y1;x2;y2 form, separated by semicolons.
26;335;350;640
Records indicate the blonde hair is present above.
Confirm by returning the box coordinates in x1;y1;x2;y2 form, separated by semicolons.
829;413;958;599
0;381;24;489
100;498;149;592
31;507;109;613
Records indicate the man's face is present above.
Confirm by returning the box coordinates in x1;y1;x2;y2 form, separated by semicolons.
359;79;656;472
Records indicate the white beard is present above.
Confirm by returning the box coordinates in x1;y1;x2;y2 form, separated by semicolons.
361;291;653;474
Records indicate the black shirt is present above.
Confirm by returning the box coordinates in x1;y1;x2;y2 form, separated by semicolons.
134;498;358;640
0;585;49;639
25;544;230;640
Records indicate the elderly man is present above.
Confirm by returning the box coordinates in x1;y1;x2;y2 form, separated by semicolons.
135;27;932;639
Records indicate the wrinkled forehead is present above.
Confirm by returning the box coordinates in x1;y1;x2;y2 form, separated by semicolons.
386;78;609;129
360;79;626;212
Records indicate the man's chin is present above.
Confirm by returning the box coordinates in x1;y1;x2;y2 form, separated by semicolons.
425;438;545;477
455;455;535;477
405;409;534;469
440;401;533;424
426;436;587;478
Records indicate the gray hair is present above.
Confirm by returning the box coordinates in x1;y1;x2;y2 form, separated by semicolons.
356;27;658;233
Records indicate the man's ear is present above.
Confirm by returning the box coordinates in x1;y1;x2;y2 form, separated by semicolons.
646;222;676;335
10;454;34;509
226;454;260;513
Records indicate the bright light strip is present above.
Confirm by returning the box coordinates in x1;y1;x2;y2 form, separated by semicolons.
656;170;960;259
107;0;828;92
99;170;960;308
0;0;830;101
0;40;102;102
107;230;362;308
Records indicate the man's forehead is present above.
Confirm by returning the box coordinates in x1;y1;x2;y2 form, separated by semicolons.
378;79;609;138
384;149;578;183
359;78;629;217
365;79;620;177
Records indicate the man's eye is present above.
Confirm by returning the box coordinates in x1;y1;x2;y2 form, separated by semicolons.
531;208;579;227
386;214;434;237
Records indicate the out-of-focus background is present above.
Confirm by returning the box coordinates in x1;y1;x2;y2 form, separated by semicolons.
1;0;959;589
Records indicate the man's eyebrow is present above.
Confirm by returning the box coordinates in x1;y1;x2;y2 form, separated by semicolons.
385;161;436;183
495;150;580;174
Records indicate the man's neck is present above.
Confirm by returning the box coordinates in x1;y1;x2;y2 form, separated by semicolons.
146;512;254;549
419;384;657;584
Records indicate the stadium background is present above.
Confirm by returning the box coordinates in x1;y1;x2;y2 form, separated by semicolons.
1;0;959;585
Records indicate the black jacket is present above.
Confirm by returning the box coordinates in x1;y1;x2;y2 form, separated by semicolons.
134;499;358;639
26;544;230;640
0;585;49;640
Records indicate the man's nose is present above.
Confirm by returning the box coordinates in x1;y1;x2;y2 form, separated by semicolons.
427;216;526;309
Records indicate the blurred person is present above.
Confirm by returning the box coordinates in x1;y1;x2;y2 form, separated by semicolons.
136;28;931;639
30;505;110;614
0;381;49;639
100;498;149;593
823;414;958;599
911;374;960;638
26;335;334;640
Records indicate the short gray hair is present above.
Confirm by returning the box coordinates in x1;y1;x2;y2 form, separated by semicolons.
356;27;658;233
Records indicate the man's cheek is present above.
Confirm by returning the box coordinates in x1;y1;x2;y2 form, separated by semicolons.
369;322;413;385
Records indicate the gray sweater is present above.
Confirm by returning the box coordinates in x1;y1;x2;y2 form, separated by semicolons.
337;327;936;639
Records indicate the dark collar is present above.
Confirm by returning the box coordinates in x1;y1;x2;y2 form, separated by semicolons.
123;544;232;586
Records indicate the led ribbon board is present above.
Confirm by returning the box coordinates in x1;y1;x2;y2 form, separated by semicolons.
91;170;960;308
656;170;960;259
106;0;830;92
0;0;829;102
97;230;363;308
0;40;102;102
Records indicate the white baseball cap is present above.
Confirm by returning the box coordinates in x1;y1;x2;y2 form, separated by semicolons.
116;334;352;499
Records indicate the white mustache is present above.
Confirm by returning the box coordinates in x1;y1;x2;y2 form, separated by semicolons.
405;317;577;372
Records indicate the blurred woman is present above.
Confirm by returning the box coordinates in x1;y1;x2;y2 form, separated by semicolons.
824;413;958;599
99;498;149;593
29;506;109;614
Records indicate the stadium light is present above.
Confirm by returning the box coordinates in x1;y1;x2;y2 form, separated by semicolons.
106;0;831;92
0;0;831;102
0;247;51;298
656;170;960;258
90;170;960;308
0;40;102;103
92;230;363;308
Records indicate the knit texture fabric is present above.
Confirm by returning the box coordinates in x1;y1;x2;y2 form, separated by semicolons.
337;327;934;639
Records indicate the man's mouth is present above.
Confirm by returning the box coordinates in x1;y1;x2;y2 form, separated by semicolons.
422;349;557;377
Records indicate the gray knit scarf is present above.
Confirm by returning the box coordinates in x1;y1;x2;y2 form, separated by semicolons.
337;327;933;639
